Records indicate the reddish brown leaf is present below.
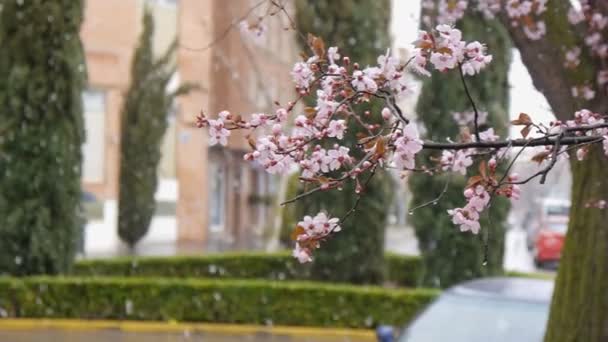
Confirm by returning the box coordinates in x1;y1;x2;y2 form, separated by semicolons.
375;138;386;157
511;112;532;126
520;125;531;138
247;136;257;150
304;107;317;119
307;34;325;58
291;226;305;241
467;175;484;188
479;160;487;179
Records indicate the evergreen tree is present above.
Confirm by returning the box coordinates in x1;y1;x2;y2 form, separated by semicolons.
0;0;86;275
408;12;512;287
283;0;393;284
118;10;194;251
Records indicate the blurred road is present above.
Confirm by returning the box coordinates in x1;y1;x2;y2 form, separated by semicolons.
0;329;372;342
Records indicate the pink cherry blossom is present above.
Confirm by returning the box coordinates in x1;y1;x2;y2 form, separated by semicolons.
441;150;473;175
208;119;230;146
327;46;340;64
327;120;347;140
479;128;499;142
325;146;351;171
292;243;313;263
351;70;378;93
291;61;314;91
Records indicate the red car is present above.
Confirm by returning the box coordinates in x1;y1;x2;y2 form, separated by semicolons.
534;220;568;268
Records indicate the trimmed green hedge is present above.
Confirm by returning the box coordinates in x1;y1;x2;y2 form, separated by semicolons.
0;277;438;328
74;252;423;287
385;254;422;287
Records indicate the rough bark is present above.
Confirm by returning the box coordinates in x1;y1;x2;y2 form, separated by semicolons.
492;1;608;340
543;147;608;342
497;1;608;121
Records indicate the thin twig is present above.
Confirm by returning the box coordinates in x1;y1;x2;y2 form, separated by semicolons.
458;63;481;142
338;164;379;225
181;0;269;52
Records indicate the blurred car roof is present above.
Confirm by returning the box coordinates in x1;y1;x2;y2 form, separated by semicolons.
446;277;554;303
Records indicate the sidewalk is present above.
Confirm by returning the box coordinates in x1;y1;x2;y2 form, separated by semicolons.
0;319;375;342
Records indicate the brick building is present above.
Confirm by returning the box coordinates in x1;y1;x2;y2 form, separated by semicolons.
80;0;297;255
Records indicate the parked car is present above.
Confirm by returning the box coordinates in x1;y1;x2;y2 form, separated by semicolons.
534;218;567;268
526;198;570;251
382;277;553;342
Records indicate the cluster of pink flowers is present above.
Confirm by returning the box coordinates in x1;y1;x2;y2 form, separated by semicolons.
448;185;490;234
392;124;424;170
564;109;608;160
428;0;548;40
476;0;501;19
299;146;351;179
199;16;608;262
292;212;341;263
437;0;468;24
428;0;606;105
452;110;488;126
448;170;521;234
566;2;608;100
571;85;596;101
441;150;473;175
413;25;493;77
503;0;548;40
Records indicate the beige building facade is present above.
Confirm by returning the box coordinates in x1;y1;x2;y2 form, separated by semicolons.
80;0;297;253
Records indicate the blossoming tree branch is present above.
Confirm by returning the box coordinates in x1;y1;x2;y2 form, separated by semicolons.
197;0;608;263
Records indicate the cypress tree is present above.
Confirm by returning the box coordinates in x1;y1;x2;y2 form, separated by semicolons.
408;12;513;287
118;10;194;251
284;0;393;284
0;0;86;275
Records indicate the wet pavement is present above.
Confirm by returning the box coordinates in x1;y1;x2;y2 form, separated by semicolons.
0;329;373;342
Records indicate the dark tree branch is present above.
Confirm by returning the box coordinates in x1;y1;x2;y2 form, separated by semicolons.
459;63;482;141
423;135;602;150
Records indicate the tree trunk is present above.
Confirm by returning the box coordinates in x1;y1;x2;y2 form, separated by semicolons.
544;147;608;342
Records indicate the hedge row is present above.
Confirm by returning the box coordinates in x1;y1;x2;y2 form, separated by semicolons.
0;277;438;328
73;252;423;287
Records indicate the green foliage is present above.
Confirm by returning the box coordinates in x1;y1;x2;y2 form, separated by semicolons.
385;253;423;287
408;12;512;288
292;0;393;285
118;10;195;249
0;0;86;275
0;276;438;328
73;252;423;287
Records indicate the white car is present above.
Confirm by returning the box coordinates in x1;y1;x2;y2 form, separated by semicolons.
388;277;553;342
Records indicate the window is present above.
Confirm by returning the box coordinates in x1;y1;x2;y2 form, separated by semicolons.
81;89;106;183
147;0;178;7
209;161;225;231
255;169;267;226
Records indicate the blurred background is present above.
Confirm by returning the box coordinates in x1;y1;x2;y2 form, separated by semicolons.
0;0;581;341
76;0;567;276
